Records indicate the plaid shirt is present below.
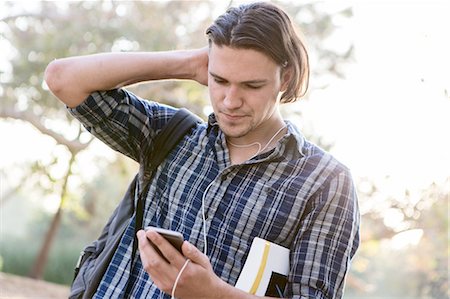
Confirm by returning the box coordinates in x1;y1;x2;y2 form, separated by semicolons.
69;88;360;299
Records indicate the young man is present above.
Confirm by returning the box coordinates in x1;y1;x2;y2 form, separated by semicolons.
45;2;359;299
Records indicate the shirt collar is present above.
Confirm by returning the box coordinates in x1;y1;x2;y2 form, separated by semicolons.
207;113;305;158
284;120;306;157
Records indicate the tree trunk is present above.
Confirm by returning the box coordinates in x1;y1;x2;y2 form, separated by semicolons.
28;153;76;279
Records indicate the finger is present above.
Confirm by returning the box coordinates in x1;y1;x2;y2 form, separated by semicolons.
138;230;179;293
137;229;154;256
136;230;167;270
181;241;211;269
146;229;185;266
137;230;170;272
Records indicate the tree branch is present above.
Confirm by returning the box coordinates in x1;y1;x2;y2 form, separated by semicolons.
0;107;92;154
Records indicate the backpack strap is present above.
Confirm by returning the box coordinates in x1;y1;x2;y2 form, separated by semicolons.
142;108;202;180
131;108;201;267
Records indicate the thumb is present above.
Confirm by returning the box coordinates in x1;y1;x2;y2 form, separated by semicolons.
182;241;210;268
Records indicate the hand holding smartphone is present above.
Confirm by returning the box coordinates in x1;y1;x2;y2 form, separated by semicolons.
144;226;184;259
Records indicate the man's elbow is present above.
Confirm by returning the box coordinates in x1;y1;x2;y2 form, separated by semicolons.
44;59;66;100
44;59;85;108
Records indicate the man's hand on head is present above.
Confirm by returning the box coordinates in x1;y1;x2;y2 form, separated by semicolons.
189;47;209;87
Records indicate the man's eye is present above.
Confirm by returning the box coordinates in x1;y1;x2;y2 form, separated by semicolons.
214;78;226;84
246;84;263;89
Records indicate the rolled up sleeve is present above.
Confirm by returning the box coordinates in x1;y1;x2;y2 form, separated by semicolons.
68;88;176;162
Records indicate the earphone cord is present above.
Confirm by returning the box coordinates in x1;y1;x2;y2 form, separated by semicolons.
171;181;214;299
171;258;191;299
227;124;287;158
201;181;214;256
258;124;287;155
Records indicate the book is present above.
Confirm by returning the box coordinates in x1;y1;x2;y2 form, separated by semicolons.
235;237;290;297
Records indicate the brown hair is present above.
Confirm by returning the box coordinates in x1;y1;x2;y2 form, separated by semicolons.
206;2;309;103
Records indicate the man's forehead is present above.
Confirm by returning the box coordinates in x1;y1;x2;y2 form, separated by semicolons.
209;44;271;61
208;44;280;80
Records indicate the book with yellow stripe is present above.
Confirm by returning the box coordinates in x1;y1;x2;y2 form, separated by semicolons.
235;237;290;297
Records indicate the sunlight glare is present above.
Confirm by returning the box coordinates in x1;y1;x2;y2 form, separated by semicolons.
390;229;424;250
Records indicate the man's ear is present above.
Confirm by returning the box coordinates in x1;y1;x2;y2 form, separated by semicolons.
280;66;293;92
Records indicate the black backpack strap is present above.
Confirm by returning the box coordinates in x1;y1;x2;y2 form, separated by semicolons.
143;108;202;179
131;108;201;266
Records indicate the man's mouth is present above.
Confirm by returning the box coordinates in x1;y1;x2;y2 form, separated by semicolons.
221;112;247;121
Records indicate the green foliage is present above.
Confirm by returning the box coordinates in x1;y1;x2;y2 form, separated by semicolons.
0;237;38;278
42;239;84;285
0;155;139;285
73;156;139;239
0;234;84;286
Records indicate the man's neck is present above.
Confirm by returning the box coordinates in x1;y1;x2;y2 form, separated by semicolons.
226;124;287;165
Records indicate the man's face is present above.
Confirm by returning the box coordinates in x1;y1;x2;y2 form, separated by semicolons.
208;44;289;142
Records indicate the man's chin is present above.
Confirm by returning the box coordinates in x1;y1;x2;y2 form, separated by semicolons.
217;116;252;138
220;125;249;139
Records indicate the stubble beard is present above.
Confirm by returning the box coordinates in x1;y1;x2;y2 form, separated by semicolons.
218;115;254;140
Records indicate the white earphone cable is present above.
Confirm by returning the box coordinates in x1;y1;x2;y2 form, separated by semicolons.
171;258;191;299
201;181;215;256
258;125;286;154
227;124;286;158
171;180;214;299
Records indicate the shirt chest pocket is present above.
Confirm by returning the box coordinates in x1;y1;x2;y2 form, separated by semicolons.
211;180;307;247
251;184;307;244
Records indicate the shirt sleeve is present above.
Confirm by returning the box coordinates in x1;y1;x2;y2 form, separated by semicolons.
67;88;177;162
287;169;360;299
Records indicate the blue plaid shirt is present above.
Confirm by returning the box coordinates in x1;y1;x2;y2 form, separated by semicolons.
69;88;359;299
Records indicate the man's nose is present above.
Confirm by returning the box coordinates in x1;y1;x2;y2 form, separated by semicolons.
223;85;243;109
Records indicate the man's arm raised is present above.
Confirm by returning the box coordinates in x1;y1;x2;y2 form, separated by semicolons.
44;48;208;108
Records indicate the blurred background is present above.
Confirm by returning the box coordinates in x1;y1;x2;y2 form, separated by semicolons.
0;0;448;298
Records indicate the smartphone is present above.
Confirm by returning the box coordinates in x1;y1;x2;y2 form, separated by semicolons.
144;226;184;255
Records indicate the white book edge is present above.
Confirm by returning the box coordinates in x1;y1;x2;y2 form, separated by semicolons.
235;237;290;296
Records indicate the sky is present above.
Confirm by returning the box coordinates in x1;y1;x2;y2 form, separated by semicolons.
295;1;450;192
1;0;449;203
